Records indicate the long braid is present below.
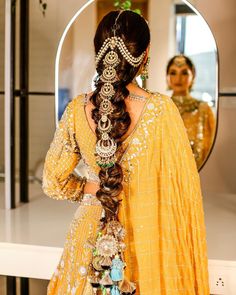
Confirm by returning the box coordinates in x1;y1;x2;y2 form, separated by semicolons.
91;80;131;221
88;11;150;293
91;11;150;224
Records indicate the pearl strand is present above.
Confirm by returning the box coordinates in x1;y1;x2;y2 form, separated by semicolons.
95;37;145;67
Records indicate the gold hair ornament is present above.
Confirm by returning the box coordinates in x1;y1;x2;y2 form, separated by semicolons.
95;42;119;168
95;31;146;169
173;55;187;67
95;36;145;68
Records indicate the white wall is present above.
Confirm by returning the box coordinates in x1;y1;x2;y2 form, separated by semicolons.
72;2;96;96
191;0;236;195
27;0;89;174
148;0;175;93
0;0;89;174
189;0;236;91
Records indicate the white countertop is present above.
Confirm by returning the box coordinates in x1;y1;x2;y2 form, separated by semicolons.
0;183;78;279
0;185;78;247
0;183;236;283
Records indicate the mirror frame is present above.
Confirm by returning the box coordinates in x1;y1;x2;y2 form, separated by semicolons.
55;0;219;172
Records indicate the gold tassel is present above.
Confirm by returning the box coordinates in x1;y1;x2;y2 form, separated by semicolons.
88;271;100;287
92;256;104;271
100;256;112;267
119;277;136;294
99;270;113;286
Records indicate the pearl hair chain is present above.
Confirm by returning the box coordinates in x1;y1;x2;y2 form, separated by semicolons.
95;36;145;68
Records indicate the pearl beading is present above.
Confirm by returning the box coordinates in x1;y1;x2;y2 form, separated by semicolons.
95;36;145;68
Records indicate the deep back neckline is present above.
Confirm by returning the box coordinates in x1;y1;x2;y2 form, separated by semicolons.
82;92;154;146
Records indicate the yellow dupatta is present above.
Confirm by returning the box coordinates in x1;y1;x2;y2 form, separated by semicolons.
118;93;209;294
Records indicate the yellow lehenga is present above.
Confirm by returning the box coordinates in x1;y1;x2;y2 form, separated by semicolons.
42;92;210;294
171;95;215;169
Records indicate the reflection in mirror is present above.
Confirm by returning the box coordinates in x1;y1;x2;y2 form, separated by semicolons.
164;3;217;169
166;55;216;169
56;0;218;171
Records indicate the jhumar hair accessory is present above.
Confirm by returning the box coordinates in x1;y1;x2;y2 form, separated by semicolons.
95;37;146;168
95;36;145;68
95;11;146;169
95;42;119;168
173;55;187;67
88;220;136;295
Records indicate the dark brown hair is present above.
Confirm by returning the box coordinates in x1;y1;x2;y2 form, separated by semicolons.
90;10;150;223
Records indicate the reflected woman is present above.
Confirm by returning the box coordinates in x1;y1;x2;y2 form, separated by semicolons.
43;11;209;294
167;55;215;169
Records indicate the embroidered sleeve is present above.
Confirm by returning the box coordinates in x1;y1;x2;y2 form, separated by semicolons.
42;100;86;202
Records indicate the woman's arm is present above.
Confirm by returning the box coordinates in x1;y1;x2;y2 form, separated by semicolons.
42;100;87;202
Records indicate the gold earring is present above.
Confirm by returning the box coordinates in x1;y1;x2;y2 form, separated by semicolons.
140;57;150;81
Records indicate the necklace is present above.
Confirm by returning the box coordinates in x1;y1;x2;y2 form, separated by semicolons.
84;91;148;105
128;92;147;101
172;95;200;115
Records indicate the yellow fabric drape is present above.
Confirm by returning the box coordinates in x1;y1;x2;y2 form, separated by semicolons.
172;96;215;169
119;94;209;294
43;93;209;295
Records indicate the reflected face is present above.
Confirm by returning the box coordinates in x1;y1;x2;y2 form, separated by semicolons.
167;64;194;95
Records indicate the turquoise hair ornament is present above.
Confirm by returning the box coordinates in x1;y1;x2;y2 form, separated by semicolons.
111;285;120;295
110;255;124;282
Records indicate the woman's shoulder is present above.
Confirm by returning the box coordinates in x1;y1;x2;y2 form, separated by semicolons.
66;93;87;110
149;91;177;112
137;91;179;127
198;100;211;110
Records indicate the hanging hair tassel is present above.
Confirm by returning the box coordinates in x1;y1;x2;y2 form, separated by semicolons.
110;255;124;282
101;285;107;295
119;277;136;294
92;256;104;271
111;285;120;295
89;271;100;288
99;270;113;286
100;256;112;268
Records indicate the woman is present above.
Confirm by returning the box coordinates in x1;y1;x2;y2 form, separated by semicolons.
166;55;215;169
43;11;209;295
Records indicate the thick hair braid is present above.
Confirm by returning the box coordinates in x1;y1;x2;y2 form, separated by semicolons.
91;79;132;222
91;10;150;224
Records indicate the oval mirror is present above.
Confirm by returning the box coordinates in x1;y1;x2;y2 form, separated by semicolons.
55;0;219;171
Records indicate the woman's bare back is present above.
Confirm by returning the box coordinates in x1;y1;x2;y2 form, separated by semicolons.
84;84;150;194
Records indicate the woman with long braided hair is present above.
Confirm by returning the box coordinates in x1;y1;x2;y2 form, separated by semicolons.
43;10;209;295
